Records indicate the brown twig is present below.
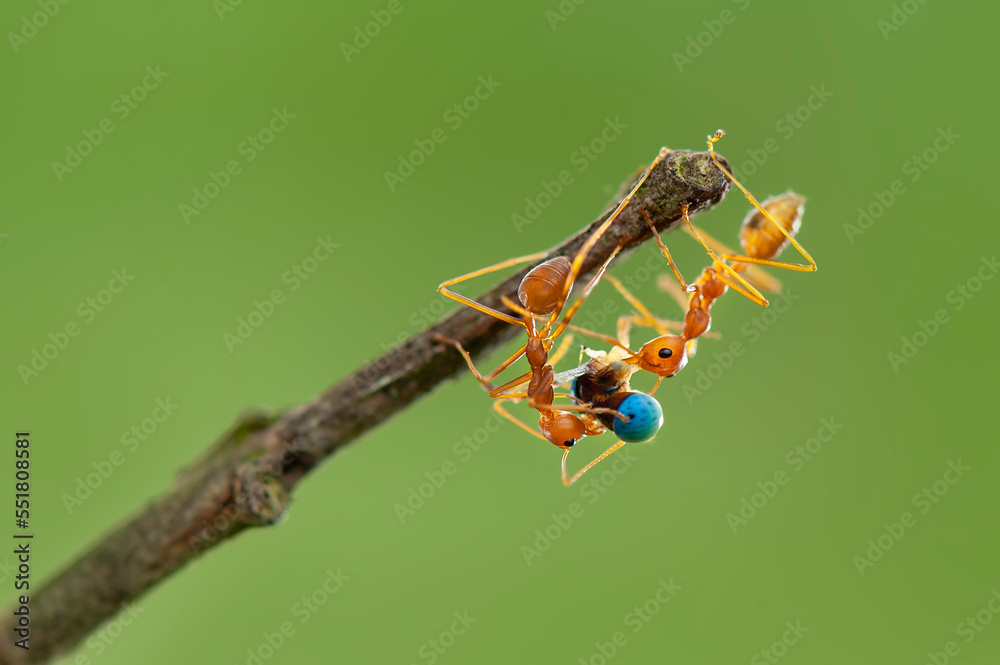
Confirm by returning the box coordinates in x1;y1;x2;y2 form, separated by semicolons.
4;148;731;663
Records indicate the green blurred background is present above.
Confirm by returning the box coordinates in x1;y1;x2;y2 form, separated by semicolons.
2;0;997;663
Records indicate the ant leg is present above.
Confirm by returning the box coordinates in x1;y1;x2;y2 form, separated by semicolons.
710;269;775;310
620;314;685;334
562;440;626;487
713;249;817;273
638;206;716;342
681;223;784;294
566;323;634;354
502;296;633;354
499;391;619;420
532;401;627;420
617;312;633;349
641;207;689;294
549;243;624;339
488;342;605;400
550;148;672;330
605;273;676;336
493;391;529;400
708;130;816;271
464;332;576;399
681;205;770;307
437;251;549;327
546;245;623;338
489;371;534;399
433;334;528;390
493;401;549;443
496;388;627;425
656;274;692;315
548;333;576;366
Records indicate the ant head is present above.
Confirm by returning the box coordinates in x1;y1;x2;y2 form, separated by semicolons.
634;335;688;377
542;413;586;450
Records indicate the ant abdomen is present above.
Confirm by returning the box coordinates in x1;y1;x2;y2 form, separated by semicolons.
518;257;572;316
740;192;805;260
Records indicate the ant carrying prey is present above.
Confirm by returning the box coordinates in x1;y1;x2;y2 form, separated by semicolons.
434;148;670;485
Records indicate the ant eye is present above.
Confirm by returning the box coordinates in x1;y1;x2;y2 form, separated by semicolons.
564;439;576;448
658;348;673;359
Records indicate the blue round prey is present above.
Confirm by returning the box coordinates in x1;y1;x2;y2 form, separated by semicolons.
610;393;664;443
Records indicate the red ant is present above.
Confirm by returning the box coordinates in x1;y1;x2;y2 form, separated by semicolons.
434;148;670;485
547;130;815;397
